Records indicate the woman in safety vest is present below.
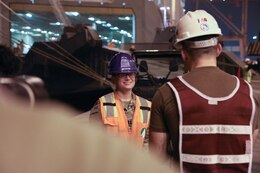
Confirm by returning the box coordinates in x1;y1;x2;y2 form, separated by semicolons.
89;52;151;148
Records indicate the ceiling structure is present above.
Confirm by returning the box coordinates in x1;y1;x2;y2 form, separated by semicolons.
10;3;134;51
4;0;260;58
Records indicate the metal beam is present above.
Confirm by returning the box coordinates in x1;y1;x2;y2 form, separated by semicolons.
240;0;248;59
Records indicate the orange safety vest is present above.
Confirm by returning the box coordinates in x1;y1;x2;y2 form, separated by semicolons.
99;92;151;146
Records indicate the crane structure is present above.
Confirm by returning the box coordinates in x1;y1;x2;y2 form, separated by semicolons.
194;0;249;59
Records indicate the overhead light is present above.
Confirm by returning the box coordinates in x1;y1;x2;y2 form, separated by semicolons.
65;12;79;16
110;26;119;30
88;17;95;21
253;36;257;40
24;44;31;49
96;20;102;24
102;23;108;27
119;30;127;34
17;13;24;16
95;20;106;24
25;31;33;35
50;22;63;26
22;26;31;30
127;33;132;38
33;28;42;32
32;33;42;37
26;13;32;18
118;16;131;21
112;39;118;43
50;37;57;40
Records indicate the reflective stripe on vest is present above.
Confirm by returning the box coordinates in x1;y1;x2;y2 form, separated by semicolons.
100;93;118;118
181;153;251;164
138;97;150;124
181;124;252;135
100;93;151;123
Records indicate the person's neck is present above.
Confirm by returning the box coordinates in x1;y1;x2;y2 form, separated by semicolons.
115;90;132;102
190;56;217;70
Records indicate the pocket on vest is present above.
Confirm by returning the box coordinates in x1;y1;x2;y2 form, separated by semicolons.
103;117;119;134
104;117;118;126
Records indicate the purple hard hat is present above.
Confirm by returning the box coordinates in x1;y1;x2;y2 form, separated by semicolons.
109;52;138;74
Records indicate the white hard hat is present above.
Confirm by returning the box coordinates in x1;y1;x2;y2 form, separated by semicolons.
175;10;222;49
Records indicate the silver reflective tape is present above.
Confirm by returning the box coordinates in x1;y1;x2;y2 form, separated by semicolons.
181;125;251;135
182;153;250;164
104;94;115;117
138;97;149;123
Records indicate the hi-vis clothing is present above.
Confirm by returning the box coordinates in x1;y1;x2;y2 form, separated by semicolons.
99;92;151;146
167;76;255;173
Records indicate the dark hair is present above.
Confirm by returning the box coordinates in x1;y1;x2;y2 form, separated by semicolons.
0;45;21;76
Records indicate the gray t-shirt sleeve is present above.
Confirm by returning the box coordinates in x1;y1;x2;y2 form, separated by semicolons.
89;100;102;122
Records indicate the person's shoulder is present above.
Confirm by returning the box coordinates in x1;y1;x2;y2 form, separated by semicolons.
151;83;175;103
134;94;151;103
100;92;114;98
157;82;173;93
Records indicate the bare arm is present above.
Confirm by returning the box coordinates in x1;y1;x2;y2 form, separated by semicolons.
254;129;259;142
149;85;172;158
149;131;168;159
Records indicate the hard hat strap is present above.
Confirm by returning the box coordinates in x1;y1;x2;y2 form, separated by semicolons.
183;37;218;48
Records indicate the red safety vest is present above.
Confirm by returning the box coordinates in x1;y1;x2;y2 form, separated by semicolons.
168;76;255;173
99;92;151;146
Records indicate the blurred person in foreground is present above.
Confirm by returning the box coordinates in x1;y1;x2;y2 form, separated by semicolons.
0;87;178;173
88;52;151;148
149;10;259;173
